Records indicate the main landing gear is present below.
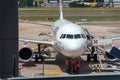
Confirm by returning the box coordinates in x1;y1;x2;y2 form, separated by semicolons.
35;53;39;63
34;44;48;63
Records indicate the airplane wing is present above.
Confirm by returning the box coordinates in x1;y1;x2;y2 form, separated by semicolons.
19;38;54;46
76;22;89;25
20;20;52;27
106;36;120;41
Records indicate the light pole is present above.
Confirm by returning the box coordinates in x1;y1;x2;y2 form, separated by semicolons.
42;54;45;77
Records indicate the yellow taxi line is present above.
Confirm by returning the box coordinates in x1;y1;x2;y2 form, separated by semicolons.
44;69;63;75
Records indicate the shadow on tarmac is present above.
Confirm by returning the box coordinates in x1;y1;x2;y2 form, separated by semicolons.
22;61;37;67
22;53;94;74
55;53;92;74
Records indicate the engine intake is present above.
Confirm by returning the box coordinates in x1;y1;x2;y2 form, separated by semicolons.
19;45;33;62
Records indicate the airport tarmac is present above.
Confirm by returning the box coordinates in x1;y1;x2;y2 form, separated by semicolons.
19;21;120;77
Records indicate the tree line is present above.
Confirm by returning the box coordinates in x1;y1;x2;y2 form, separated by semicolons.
18;0;44;8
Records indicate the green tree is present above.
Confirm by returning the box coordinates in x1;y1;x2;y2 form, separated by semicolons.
39;0;44;7
27;0;34;7
19;0;34;7
19;0;27;7
33;0;44;7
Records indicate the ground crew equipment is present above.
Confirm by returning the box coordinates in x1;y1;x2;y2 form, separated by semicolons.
97;65;101;73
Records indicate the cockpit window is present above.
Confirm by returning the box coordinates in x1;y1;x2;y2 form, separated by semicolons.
60;34;86;39
75;34;81;39
81;34;86;38
62;34;66;39
60;34;66;39
60;34;63;39
67;34;73;39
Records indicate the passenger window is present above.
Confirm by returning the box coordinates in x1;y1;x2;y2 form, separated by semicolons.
67;34;73;39
75;34;81;39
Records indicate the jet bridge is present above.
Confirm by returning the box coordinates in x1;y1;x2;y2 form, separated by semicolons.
91;38;120;71
96;46;120;71
109;47;120;59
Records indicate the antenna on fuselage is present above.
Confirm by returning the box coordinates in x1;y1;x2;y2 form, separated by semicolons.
59;0;63;19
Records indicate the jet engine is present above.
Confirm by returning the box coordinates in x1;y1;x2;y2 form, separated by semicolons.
19;45;33;62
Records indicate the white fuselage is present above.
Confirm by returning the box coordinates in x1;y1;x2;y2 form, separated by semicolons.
52;19;88;58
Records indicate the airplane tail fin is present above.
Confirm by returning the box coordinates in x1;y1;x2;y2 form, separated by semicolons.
59;0;63;19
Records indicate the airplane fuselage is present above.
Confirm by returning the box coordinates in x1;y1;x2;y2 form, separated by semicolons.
52;19;88;58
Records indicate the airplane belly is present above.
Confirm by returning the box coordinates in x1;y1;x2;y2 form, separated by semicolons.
62;49;85;58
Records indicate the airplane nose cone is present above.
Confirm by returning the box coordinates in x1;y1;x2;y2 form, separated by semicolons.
62;40;87;57
65;42;81;52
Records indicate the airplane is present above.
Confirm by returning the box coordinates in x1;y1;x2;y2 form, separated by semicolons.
19;0;120;64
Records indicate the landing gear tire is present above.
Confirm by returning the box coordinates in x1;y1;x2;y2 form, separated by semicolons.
87;54;91;62
35;54;39;63
93;54;97;62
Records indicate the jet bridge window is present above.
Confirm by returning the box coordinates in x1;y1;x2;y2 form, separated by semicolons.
74;34;81;39
67;34;73;39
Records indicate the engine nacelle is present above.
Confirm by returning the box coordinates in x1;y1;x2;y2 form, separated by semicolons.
19;45;33;62
104;51;117;61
